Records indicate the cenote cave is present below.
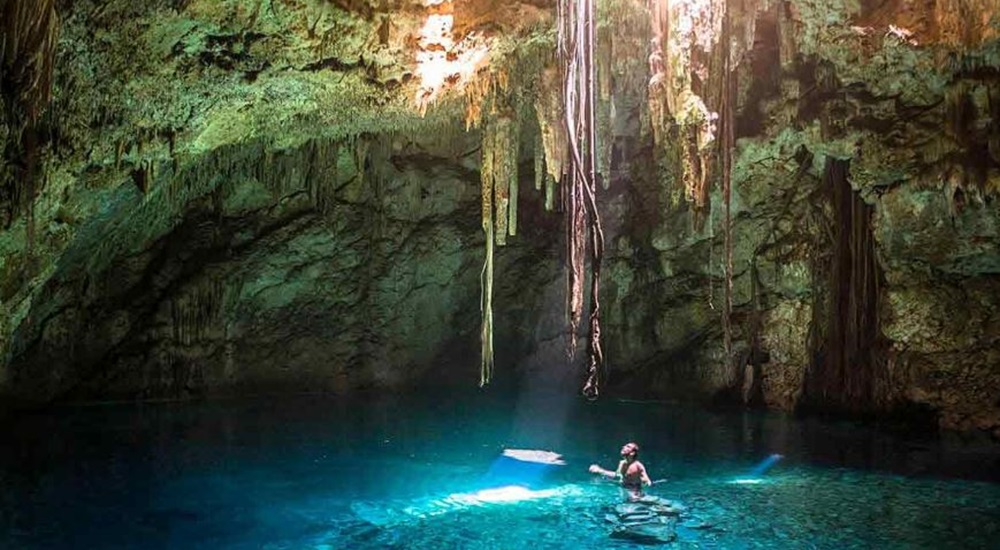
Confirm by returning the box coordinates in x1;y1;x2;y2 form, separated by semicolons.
2;0;1000;548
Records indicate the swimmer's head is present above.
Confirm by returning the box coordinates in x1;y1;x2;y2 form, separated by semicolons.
620;442;639;459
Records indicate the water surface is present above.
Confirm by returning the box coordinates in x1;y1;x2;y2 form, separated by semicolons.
2;391;998;548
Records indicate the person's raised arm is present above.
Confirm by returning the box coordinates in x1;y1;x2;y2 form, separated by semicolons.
588;463;617;479
639;462;653;486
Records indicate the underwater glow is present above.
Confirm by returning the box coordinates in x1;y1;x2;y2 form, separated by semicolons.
384;449;570;522
414;0;490;113
392;484;581;521
728;477;767;485
485;449;566;488
450;485;564;504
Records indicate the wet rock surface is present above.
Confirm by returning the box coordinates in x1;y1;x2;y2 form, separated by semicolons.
0;0;998;439
606;497;688;544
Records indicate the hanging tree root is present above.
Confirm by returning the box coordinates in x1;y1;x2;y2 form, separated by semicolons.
558;0;606;398
479;114;497;387
721;9;735;376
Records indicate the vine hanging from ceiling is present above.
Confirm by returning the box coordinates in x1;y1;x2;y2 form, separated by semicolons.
557;0;606;398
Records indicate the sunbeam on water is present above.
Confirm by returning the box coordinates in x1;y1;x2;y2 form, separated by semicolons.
750;453;784;476
482;448;566;488
726;453;785;485
727;477;768;485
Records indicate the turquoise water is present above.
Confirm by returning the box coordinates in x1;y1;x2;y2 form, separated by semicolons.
2;391;999;549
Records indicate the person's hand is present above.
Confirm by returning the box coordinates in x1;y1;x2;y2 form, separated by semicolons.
588;464;602;474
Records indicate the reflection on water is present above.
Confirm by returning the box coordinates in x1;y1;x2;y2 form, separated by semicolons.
1;391;998;548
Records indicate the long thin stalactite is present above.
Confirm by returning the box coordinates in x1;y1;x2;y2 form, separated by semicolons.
559;0;605;398
477;106;518;386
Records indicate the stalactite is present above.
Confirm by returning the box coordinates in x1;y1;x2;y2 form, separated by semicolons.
646;0;733;220
354;137;370;190
508;147;518;238
545;174;557;212
90;136;358;276
644;0;766;377
170;276;227;346
305;138;340;216
464;66;509;131
777;1;797;72
423;39;516;385
596;21;613;190
505;114;519;239
492;115;512;245
475;101;523;385
535;117;556;212
534;132;545;192
647;0;669;145
533;66;567;190
0;0;58;242
0;0;59;121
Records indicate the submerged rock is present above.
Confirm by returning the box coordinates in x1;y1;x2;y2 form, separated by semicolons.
605;496;693;544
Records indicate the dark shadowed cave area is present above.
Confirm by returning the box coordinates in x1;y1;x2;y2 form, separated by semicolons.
1;0;1000;548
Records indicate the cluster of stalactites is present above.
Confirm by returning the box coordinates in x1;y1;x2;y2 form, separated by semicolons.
470;59;570;386
0;0;59;122
0;0;60;247
476;101;522;387
88;135;374;277
533;66;567;211
646;0;772;210
463;64;508;131
468;61;568;214
480;110;521;247
170;276;232;346
468;57;572;388
647;0;726;212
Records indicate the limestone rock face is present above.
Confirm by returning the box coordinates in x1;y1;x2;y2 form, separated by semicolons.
3;128;565;404
1;0;998;440
586;0;1000;438
0;0;563;405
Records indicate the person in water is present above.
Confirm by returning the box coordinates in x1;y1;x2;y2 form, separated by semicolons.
589;442;653;497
